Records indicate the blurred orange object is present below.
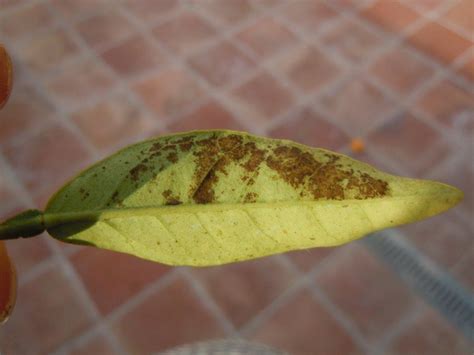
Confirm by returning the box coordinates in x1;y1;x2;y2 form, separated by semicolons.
351;137;365;153
0;44;13;109
0;43;16;324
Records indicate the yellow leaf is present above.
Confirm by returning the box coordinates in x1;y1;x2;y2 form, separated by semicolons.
0;130;463;266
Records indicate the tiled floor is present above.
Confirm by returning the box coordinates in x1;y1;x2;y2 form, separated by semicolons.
0;1;473;354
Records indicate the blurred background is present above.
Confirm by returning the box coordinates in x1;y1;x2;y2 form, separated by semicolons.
0;0;472;354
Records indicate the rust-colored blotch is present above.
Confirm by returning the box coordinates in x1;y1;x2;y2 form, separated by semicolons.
0;242;16;323
0;44;13;110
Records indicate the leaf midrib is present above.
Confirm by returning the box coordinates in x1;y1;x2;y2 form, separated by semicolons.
43;192;453;228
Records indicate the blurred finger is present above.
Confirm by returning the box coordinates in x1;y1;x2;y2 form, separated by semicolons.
0;242;16;323
0;44;13;109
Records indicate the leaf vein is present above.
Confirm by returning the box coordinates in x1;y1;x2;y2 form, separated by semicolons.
243;209;278;245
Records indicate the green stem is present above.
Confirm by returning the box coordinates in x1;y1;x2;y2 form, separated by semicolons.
0;209;45;240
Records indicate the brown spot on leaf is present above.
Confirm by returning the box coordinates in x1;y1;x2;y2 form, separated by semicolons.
190;135;221;202
191;134;271;203
129;163;148;182
179;141;193;151
175;136;194;152
244;192;258;203
266;146;389;200
192;157;221;204
267;146;320;188
241;142;266;172
167;152;178;163
78;187;90;201
149;142;162;153
111;191;119;201
163;189;182;205
163;144;177;151
218;134;244;158
106;190;123;207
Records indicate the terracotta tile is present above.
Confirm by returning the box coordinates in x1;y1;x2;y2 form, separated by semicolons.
76;10;136;51
167;100;245;132
371;47;434;96
0;171;18;216
250;289;362;355
152;11;217;55
456;55;474;81
5;235;51;276
193;257;295;327
101;34;167;78
114;276;224;353
319;77;393;133
321;19;383;64
414;215;474;269
408;21;471;64
46;58;116;107
273;45;341;93
236;17;297;59
287;246;338;272
331;0;372;10
0;2;55;39
188;41;256;87
404;0;445;12
453;247;474;292
17;28;79;74
0;267;93;354
400;212;473;269
133;66;205;119
387;306;472;355
71;247;169;315
440;0;474;35
253;0;284;7
269;107;349;150
189;0;258;26
0;0;28;9
69;334;116;355
72;92;154;151
0;85;55;145
50;0;111;20
3;122;91;197
362;0;419;33
367;112;450;175
416;79;474;134
231;71;294;124
279;0;338;33
315;245;418;341
123;0;178;23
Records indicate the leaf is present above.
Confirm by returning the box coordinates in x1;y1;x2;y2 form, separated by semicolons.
0;130;463;266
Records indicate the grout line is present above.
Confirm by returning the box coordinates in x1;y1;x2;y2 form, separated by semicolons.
237;247;372;352
16;247;56;287
237;277;307;337
1;5;134;353
51;268;180;355
309;284;371;353
179;268;237;335
368;304;423;355
400;0;474;41
0;159;127;355
365;230;474;341
44;3;167;139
